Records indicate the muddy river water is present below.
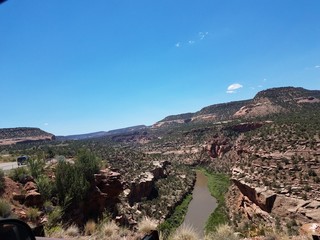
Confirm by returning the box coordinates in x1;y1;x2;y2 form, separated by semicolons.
182;170;217;237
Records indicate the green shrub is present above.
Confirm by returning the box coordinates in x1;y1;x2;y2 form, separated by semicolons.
158;194;192;238
0;199;12;218
36;175;53;201
9;167;29;182
55;160;89;205
27;208;39;222
47;206;63;228
75;149;101;181
28;158;45;179
0;169;5;191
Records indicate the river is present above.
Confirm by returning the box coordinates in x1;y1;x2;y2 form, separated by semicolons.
182;170;217;237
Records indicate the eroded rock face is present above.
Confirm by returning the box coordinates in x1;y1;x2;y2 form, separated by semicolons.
224;122;264;133
128;161;168;205
205;136;232;158
84;169;123;217
231;179;320;225
233;179;277;213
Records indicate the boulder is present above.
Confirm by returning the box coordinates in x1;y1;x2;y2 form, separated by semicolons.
24;181;37;192
12;192;25;202
24;190;43;207
300;223;320;238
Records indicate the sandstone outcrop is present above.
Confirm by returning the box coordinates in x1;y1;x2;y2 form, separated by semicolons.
224;122;264;133
205;136;232;158
22;180;43;207
127;161;168;205
233;179;277;213
84;169;123;216
231;177;320;227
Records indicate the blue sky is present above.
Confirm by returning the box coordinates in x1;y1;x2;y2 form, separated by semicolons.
0;0;319;135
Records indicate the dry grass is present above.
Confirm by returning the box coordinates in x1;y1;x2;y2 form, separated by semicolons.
205;224;239;240
137;217;158;234
46;225;65;238
100;221;119;238
65;224;80;237
170;225;200;240
84;219;96;236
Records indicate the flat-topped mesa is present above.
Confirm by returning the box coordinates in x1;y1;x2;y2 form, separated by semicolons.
0;127;55;146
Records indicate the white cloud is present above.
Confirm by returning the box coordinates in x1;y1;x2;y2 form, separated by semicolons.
315;65;320;68
175;42;181;48
44;123;49;126
226;83;243;93
188;40;195;44
199;31;209;40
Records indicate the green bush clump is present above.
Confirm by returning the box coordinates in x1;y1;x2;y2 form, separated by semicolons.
0;199;12;218
54;149;101;205
0;169;5;191
76;149;101;181
27;208;39;222
36;175;53;201
158;194;192;238
55;160;89;205
9;167;29;182
47;206;63;228
28;158;45;179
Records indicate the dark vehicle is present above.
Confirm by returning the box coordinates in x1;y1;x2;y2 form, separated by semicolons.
17;156;29;166
0;218;36;240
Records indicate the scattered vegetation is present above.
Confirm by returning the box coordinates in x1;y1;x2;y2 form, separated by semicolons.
0;169;5;191
158;194;192;238
0;198;12;218
170;225;200;240
205;224;239;240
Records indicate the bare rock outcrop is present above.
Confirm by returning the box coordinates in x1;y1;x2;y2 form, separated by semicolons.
127;161;168;205
231;178;320;225
233;179;277;213
205;136;232;158
224;122;264;133
84;169;123;216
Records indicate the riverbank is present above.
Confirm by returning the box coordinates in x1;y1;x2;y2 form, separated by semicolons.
182;170;217;237
199;168;230;233
158;194;193;237
158;167;230;237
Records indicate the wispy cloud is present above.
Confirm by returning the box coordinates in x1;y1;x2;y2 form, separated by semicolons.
226;83;243;93
44;123;49;126
315;65;320;68
199;31;209;40
175;31;209;48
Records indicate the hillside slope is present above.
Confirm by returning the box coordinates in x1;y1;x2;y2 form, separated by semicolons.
0;127;55;146
154;87;320;127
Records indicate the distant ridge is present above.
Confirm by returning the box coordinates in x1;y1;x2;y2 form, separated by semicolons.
2;87;319;143
57;125;147;141
153;87;320;127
